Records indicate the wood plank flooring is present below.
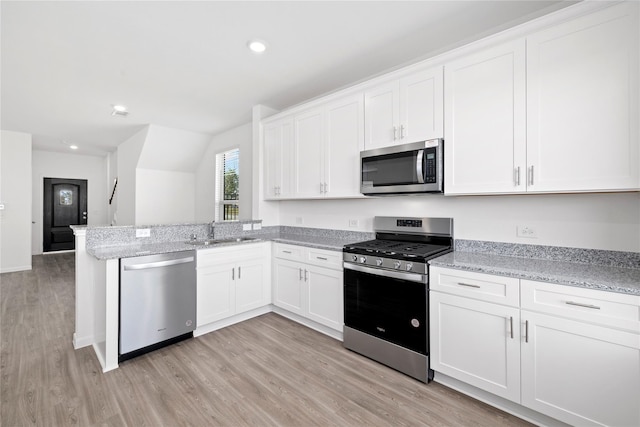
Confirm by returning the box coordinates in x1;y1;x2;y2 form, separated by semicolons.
1;253;533;426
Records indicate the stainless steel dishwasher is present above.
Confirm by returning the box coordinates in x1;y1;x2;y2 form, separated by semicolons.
119;250;196;362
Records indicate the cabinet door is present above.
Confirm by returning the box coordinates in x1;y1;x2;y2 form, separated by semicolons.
197;263;234;326
306;265;343;331
263;118;293;199
294;108;325;198
521;310;640;427
272;259;305;316
235;260;267;314
430;291;521;403
444;40;526;194
324;94;364;198
527;2;639;192
364;81;400;150
399;67;443;143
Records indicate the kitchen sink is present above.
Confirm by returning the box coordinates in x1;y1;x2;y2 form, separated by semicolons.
185;237;260;246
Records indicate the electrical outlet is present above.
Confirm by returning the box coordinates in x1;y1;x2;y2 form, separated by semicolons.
295;217;303;225
136;228;151;238
348;219;359;228
517;225;538;238
242;223;252;231
252;223;262;230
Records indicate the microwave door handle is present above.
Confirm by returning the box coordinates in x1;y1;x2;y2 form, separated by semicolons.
416;149;425;184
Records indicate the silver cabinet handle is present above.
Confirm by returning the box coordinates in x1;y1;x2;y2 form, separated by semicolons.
566;301;601;310
528;166;534;186
524;320;529;343
304;269;308;282
316;256;328;261
232;267;235;280
509;316;514;339
299;268;303;280
457;282;480;288
283;250;292;254
400;124;405;139
514;167;521;186
238;266;241;279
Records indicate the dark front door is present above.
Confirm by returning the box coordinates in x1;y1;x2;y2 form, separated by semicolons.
43;178;87;252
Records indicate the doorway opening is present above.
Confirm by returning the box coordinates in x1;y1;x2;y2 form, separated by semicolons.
43;178;87;252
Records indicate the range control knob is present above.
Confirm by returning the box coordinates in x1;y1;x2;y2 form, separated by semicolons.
359;256;367;264
376;258;383;266
394;260;402;269
351;255;358;262
406;263;413;271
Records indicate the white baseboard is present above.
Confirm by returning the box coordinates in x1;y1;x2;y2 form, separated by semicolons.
433;372;571;427
194;306;272;337
1;264;32;273
73;332;94;349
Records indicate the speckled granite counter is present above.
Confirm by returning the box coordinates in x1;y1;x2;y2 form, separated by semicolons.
430;250;640;296
84;224;372;260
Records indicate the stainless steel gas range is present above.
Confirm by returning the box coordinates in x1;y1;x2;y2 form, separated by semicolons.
342;216;453;383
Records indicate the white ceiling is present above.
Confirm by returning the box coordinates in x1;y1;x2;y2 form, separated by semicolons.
1;1;576;156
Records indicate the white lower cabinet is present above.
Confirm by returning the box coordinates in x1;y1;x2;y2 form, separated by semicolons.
430;266;640;427
197;242;270;327
430;291;521;402
273;243;343;333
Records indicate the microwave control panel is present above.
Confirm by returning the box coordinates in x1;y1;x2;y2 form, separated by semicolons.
425;149;437;183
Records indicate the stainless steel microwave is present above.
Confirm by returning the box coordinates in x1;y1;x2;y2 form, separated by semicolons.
360;139;444;195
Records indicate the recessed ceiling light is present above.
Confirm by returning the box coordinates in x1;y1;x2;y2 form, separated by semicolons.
112;104;129;117
69;145;78;150
248;40;267;53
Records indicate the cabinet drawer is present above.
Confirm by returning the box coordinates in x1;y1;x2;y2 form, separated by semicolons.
521;280;640;333
273;243;305;261
197;242;265;268
306;248;342;270
430;267;520;307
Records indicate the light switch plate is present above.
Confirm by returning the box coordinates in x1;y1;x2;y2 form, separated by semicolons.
136;228;151;238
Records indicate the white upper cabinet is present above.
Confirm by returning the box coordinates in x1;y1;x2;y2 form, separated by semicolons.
445;2;639;195
364;66;443;150
263;118;293;199
324;94;364;198
263;93;364;200
444;40;526;194
526;1;639;192
294;108;325;198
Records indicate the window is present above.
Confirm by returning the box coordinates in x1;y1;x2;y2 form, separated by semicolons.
215;148;239;221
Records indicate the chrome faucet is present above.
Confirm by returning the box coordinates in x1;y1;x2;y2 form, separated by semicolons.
208;220;215;239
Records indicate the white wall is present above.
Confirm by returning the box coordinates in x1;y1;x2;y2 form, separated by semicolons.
0;130;32;272
278;192;640;252
135;168;195;225
116;126;148;225
195;122;253;222
31;150;108;255
139;125;210;172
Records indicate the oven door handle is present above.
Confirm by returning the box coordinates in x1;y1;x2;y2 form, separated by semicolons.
343;262;427;284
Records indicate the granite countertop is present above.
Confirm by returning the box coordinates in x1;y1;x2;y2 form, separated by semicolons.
87;239;263;260
87;232;360;260
267;232;361;251
430;251;640;296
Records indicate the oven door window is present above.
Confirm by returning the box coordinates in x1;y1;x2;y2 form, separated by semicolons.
362;150;423;187
344;268;427;355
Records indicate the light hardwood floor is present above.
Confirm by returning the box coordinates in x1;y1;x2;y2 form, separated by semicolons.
1;253;533;426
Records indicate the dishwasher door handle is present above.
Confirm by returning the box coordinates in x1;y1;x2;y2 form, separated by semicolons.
123;256;194;271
